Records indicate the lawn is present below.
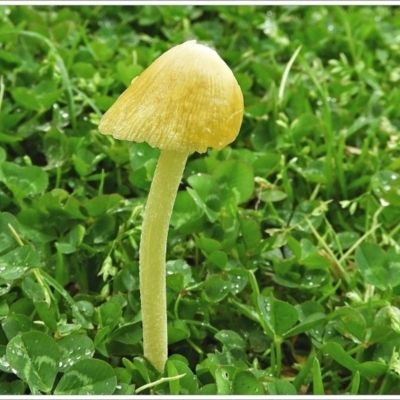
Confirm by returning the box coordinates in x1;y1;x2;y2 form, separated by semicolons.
1;4;400;395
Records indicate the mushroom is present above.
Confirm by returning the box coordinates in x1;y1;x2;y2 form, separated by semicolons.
98;40;243;372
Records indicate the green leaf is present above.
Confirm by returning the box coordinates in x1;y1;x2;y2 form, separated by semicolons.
89;40;115;61
258;295;298;337
71;301;94;329
6;331;60;393
34;301;58;332
303;160;327;184
203;274;233;303
114;366;132;385
166;359;180;395
11;87;41;111
386;248;400;289
166;271;184;292
54;358;117;395
2;314;39;341
0;212;21;253
313;358;324;395
71;62;97;79
86;214;116;244
231;370;263;394
355;243;386;284
58;335;95;372
83;194;123;218
95;95;115;111
266;379;297;395
207;251;228;269
17;208;57;244
197;383;217;394
215;330;246;350
370;306;400;344
322;341;359;372
129;142;160;171
297;302;325;321
0;345;11;373
166;259;193;291
32;80;63;110
0;245;40;280
10;298;34;316
0;301;9;320
284;312;325;339
93;326;110;357
57;224;85;254
116;61;143;87
259;188;287;202
170;191;204;230
197;237;221;254
215;366;232;395
72;148;96;177
334;307;366;343
0;162;48;199
239;217;261;250
357;361;388;379
350;371;360;395
98;301;122;331
300;239;331;270
130;357;154;383
187;173;220;222
168;319;190;345
371;170;400;206
355;243;400;290
290;200;325;232
109;322;142;345
213;160;254;204
253;152;281;177
228;269;249;295
334;231;360;251
234;72;253;91
165;359;198;394
43;128;68;167
0;380;26;394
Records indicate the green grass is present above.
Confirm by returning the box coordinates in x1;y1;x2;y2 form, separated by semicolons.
0;4;400;395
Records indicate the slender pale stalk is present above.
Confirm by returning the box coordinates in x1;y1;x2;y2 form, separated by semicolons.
139;149;189;372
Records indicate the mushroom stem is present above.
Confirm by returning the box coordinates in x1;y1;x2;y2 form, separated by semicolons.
139;149;189;372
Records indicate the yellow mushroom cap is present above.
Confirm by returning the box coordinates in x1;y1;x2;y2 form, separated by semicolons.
98;40;244;153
